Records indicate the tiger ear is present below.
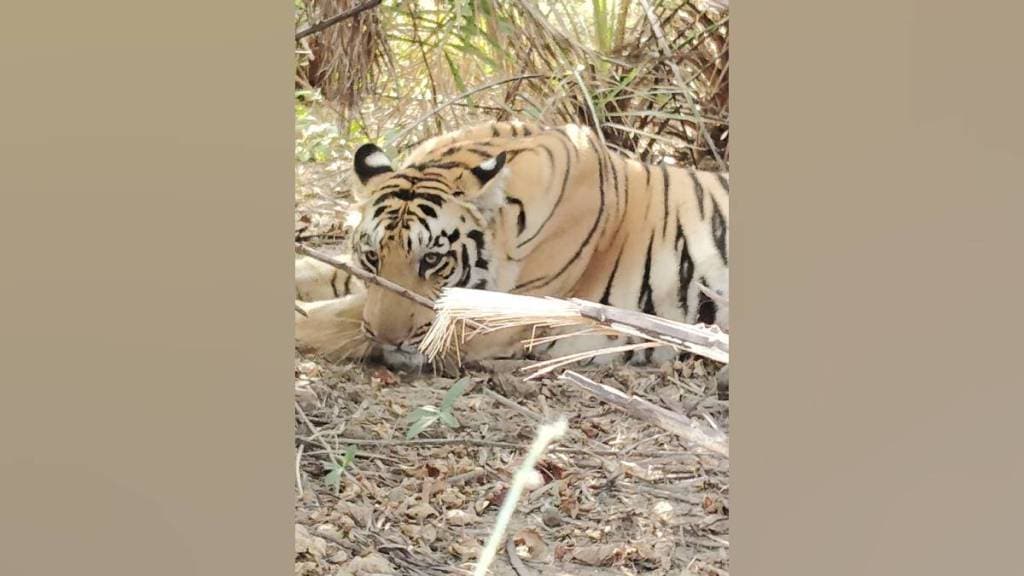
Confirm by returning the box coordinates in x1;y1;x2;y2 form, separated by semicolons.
353;143;394;186
465;151;508;218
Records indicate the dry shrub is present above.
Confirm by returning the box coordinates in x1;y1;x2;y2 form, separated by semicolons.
295;0;729;170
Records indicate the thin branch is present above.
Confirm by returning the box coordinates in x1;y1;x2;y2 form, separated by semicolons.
296;243;434;310
473;418;568;576
562;370;729;458
294;0;383;42
298;434;700;459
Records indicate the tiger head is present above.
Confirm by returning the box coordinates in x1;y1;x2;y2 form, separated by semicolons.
348;142;510;369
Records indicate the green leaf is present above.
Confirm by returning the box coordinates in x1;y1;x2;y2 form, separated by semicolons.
323;444;356;492
439;411;460;429
440;377;472;413
406;415;439;440
406;406;439;422
341;444;356;467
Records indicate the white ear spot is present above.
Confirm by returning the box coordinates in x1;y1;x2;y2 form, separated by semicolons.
478;157;497;171
364;151;392;168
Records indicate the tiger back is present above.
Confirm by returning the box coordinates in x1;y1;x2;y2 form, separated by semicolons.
295;120;729;369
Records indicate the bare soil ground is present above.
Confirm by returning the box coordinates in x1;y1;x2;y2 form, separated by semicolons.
295;164;730;576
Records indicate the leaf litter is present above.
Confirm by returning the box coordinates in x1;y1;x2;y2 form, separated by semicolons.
294;141;729;576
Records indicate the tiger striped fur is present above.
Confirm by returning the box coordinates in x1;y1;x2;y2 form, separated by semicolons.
295;120;728;370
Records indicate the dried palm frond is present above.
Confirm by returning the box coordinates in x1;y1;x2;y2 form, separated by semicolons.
419;288;729;372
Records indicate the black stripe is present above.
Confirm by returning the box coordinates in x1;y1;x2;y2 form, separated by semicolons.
608;152;620;220
687;167;705;218
412;213;431;231
424;160;471;170
330;269;339;298
517;142;569;248
457;245;472;286
417;204;437;218
410;174;450;185
515;135;606;291
506;197;527;236
697;276;718;325
677;236;695;317
466;229;484;250
343;274;352;295
638;233;657;315
710;194;728;265
660;164;671;238
509;135;602;291
716;173;730;193
599;237;629;305
467;147;497;158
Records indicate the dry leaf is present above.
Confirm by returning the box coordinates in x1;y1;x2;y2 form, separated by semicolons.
570;544;633;566
445;508;478;526
405;502;438;521
512;527;550;561
342;553;396;575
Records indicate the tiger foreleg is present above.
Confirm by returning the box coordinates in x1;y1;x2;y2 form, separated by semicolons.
295;291;370;362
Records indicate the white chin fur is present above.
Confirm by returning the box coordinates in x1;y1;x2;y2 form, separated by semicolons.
381;349;425;372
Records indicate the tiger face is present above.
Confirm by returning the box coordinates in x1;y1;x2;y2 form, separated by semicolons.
348;142;509;369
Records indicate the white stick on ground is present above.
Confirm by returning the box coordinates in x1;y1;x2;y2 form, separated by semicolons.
472;417;569;576
561;370;729;458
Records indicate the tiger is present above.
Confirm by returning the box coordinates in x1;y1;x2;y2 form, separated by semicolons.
295;120;729;371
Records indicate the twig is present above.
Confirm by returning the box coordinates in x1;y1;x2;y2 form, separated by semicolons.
574;300;729;360
295;442;304;499
561;370;729;458
299;434;697;459
473;418;568;576
296;243;434;310
294;0;382;41
295;302;309;317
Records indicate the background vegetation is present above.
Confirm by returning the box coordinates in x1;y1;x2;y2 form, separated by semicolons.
294;0;729;171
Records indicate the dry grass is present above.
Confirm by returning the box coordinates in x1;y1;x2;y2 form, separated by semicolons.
295;0;728;169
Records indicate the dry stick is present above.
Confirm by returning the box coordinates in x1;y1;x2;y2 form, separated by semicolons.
301;434;702;459
573;300;729;358
561;370;729;458
473;418;568;576
294;0;383;41
296;243;434;310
